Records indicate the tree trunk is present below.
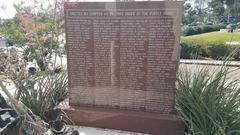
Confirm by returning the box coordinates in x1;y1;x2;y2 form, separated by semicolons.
228;9;230;24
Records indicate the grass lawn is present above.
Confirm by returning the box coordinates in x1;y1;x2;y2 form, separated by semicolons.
181;32;240;45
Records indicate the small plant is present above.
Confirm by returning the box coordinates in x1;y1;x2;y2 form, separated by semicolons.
176;59;240;134
0;48;67;118
20;72;67;118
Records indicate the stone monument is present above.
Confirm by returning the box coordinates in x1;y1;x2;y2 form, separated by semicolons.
64;1;184;135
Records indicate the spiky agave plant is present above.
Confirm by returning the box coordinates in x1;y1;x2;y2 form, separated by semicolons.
20;72;68;118
176;61;240;135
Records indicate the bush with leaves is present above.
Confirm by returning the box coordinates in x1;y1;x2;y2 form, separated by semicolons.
0;0;67;67
0;47;67;119
20;72;67;118
180;43;206;59
180;42;240;60
182;23;226;36
176;59;240;135
206;43;230;59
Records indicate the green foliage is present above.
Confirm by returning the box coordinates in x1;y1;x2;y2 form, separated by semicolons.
20;72;67;118
50;73;68;107
182;24;226;36
182;27;195;36
0;19;27;45
182;3;197;25
207;43;230;59
176;61;240;135
180;43;204;59
0;0;68;122
180;42;240;60
182;32;240;45
208;0;240;22
0;75;7;81
0;42;67;119
232;48;240;60
181;32;240;59
209;0;226;16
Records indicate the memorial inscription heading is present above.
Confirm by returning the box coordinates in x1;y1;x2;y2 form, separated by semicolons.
65;1;182;114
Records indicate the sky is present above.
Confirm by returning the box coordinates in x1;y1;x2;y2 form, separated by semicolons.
0;0;20;19
0;0;186;19
0;0;118;19
0;0;58;19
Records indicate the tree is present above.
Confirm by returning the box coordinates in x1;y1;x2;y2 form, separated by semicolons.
208;0;240;23
224;0;234;23
208;0;225;17
228;0;240;22
193;0;210;23
0;19;27;45
183;3;197;25
194;0;208;13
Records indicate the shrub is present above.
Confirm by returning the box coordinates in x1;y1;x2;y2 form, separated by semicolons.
230;46;240;60
202;25;214;33
176;60;240;134
180;43;204;59
180;41;240;60
207;43;230;59
195;27;203;35
206;44;240;60
183;27;198;36
20;72;68;118
182;23;226;36
233;51;240;60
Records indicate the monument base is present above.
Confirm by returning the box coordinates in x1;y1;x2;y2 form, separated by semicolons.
63;105;185;135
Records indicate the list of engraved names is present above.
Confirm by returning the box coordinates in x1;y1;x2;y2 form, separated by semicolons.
66;8;178;113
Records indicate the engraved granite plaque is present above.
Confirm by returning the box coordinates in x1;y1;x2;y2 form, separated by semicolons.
65;1;182;114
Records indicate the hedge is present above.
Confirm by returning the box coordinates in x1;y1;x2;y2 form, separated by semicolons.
182;23;226;36
180;42;240;60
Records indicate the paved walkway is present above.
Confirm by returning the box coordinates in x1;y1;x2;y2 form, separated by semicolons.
72;126;149;135
180;59;240;81
180;59;240;67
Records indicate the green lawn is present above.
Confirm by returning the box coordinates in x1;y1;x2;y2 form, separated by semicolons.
181;32;240;45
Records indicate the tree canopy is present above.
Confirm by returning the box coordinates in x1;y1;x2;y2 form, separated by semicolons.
183;0;240;25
